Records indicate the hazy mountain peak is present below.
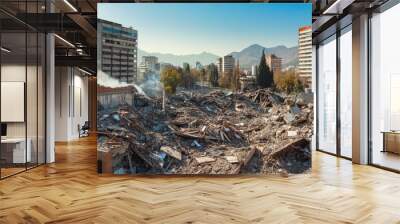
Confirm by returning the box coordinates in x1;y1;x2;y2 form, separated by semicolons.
138;43;298;69
138;49;219;67
230;44;298;70
247;44;264;49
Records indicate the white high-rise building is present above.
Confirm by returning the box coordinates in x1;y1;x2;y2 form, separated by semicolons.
298;26;312;87
251;65;258;76
222;55;235;74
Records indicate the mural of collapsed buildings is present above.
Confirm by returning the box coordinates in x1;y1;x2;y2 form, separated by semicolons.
97;3;313;175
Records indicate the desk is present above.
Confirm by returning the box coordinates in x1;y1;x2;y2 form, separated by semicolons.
382;131;400;154
1;138;31;163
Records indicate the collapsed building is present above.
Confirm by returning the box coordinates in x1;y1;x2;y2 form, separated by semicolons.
97;86;313;175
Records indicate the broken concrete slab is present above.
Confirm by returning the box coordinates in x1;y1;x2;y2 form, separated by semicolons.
287;131;298;137
284;113;296;124
195;156;216;164
160;146;182;161
224;156;239;163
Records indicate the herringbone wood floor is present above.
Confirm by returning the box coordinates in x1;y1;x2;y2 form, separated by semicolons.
1;136;400;224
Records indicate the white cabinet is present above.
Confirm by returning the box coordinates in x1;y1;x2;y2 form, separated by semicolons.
1;138;32;163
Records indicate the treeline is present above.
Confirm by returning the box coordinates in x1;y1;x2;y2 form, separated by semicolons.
160;63;241;94
160;63;198;94
256;51;304;93
274;68;304;93
161;51;304;95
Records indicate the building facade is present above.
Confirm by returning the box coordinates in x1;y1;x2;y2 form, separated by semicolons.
265;54;282;76
138;56;159;82
216;58;222;75
251;64;258;76
222;55;235;74
298;26;312;87
98;19;138;83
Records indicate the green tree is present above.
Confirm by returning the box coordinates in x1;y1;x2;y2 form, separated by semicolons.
181;63;195;89
161;66;182;94
219;71;232;89
275;69;304;93
232;62;241;91
200;68;206;82
256;51;274;88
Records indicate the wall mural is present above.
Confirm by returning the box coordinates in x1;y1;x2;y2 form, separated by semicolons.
97;3;313;175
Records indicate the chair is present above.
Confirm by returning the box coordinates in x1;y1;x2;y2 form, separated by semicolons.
79;121;90;138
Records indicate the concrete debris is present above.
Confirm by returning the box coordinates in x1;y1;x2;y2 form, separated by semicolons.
160;146;182;161
224;156;239;164
287;131;298;137
191;140;202;148
267;138;311;174
196;156;216;164
97;86;313;175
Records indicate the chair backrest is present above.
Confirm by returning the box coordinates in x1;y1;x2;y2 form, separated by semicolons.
82;121;90;129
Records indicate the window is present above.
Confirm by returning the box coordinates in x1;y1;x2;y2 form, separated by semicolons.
339;26;352;158
0;2;46;179
317;35;337;154
370;3;400;171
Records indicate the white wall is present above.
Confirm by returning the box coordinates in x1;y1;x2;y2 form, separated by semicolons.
1;64;26;138
55;67;89;141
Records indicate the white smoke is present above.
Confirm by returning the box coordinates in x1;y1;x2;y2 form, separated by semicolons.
98;70;150;99
139;72;163;97
98;70;132;88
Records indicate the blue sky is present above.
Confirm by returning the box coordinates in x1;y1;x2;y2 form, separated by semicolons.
98;3;311;56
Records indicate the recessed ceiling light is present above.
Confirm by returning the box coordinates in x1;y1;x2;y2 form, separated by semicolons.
1;47;11;53
54;34;75;48
78;67;93;76
63;0;78;12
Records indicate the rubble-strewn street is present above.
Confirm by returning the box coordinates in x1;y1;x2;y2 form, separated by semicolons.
97;86;313;175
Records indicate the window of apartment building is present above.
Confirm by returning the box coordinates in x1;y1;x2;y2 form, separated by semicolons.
370;2;400;171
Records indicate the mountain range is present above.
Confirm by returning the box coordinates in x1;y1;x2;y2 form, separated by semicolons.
138;44;298;70
138;49;219;68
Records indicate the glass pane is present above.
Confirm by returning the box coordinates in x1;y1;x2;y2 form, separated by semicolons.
371;4;400;171
1;32;27;177
317;35;337;154
27;31;38;169
339;27;352;158
38;33;45;165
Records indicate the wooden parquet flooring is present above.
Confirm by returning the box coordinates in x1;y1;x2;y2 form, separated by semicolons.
1;136;400;223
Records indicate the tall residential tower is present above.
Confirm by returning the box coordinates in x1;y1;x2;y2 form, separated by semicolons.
298;26;312;87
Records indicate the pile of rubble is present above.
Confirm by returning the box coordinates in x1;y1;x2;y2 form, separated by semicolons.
97;87;313;175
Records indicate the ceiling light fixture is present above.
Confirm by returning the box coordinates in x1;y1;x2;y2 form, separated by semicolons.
322;0;355;15
1;47;11;53
54;34;75;48
63;0;78;12
78;67;93;76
